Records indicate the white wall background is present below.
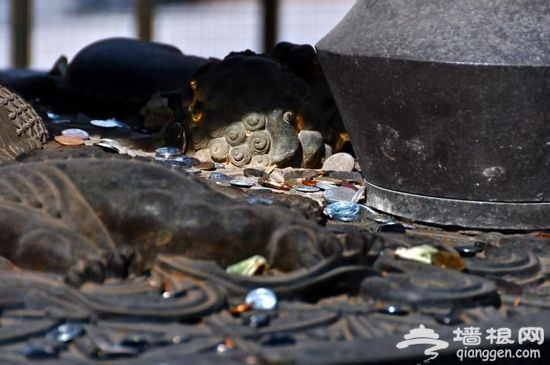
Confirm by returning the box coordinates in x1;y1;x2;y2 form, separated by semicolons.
0;0;355;69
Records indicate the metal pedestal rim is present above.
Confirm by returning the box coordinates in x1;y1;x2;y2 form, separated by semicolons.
366;182;550;230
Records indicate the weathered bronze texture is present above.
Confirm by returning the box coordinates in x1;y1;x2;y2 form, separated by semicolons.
316;0;550;229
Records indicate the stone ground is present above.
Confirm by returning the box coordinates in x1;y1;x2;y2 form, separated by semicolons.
0;114;549;364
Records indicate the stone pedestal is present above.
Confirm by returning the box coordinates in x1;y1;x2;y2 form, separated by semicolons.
316;0;550;229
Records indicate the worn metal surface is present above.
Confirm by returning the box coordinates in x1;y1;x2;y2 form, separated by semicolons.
0;147;546;364
366;182;550;230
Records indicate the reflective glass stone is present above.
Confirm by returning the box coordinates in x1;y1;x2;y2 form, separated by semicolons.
455;245;485;257
47;322;85;343
324;201;360;222
244;313;271;328
244;288;278;311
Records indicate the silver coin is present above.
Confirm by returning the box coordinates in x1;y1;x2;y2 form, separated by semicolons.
156;157;193;168
315;181;336;190
47;322;84;343
245;288;278;311
184;167;201;174
94;140;121;153
293;185;321;193
61;128;90;140
208;172;234;183
90;118;128;128
230;178;256;188
155;146;182;159
324;186;356;203
47;112;72;124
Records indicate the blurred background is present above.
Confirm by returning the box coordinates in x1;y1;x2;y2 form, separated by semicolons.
0;0;355;69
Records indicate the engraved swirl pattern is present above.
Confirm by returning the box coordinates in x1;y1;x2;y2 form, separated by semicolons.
242;112;266;131
229;145;252;167
247;130;271;155
208;137;230;162
224;122;247;146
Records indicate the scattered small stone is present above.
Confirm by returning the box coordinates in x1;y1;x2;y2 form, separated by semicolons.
301;179;318;187
283;168;322;181
226;255;268;276
431;251;466;271
269;169;285;183
298;130;325;168
244;167;269;179
395;245;438;265
322;152;355;172
229;303;252;316
197;161;216;171
216;339;235;354
260;179;290;191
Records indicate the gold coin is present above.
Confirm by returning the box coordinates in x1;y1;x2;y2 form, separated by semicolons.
54;135;84;146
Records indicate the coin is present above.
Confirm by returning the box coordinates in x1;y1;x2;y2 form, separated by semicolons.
93;139;121;153
230;178;256;188
54;135;84;146
90;118;128;128
155;147;182;159
293;185;321;193
61;128;90;140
